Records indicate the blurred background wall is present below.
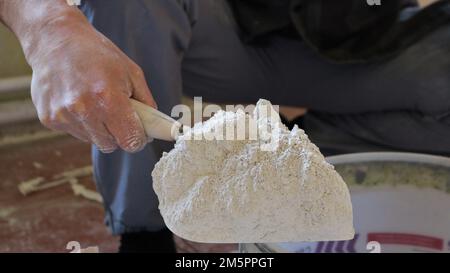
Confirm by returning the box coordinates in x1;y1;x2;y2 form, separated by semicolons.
0;25;31;78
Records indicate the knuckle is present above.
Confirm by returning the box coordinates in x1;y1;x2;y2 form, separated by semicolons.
131;64;145;78
92;134;117;153
98;145;118;154
118;133;145;152
64;98;88;116
39;108;64;129
39;114;53;128
41;115;65;131
92;87;114;109
136;67;145;77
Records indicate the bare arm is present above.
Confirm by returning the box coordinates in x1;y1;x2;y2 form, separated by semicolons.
0;0;157;153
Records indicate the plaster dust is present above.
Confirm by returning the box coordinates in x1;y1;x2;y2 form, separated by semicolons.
152;99;354;243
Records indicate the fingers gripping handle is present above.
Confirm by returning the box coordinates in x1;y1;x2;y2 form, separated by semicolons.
130;99;185;142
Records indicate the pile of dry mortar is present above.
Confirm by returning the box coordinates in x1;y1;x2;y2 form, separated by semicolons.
152;99;354;243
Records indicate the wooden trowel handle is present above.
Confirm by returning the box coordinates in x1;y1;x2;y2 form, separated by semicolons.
130;99;182;142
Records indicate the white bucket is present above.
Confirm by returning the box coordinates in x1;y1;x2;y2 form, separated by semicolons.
240;152;450;253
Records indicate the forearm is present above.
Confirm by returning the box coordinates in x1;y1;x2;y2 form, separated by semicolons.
0;0;88;64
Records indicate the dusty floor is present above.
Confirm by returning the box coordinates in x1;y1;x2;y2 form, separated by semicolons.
0;128;236;253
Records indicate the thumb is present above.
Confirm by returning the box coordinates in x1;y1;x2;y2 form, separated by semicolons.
129;66;158;109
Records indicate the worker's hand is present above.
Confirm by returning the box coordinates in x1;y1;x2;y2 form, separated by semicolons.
25;8;156;153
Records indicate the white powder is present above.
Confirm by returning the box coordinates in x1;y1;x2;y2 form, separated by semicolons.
152;99;354;243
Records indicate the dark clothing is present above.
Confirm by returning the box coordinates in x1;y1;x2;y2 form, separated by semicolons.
227;0;450;157
305;110;450;157
228;0;450;62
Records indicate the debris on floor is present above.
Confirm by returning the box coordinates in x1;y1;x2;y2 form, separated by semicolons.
18;165;101;203
71;182;102;203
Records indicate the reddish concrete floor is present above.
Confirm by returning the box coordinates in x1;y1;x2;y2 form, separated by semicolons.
0;135;119;252
0;130;236;253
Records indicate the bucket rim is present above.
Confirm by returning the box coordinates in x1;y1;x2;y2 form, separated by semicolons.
326;152;450;168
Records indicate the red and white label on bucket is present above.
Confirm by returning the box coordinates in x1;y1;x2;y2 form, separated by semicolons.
367;233;444;252
278;185;450;253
